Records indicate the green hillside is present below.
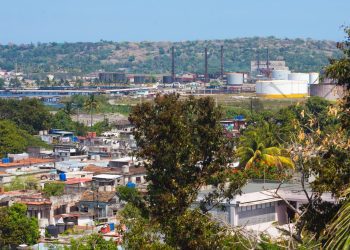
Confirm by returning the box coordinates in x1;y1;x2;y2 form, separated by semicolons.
0;37;341;75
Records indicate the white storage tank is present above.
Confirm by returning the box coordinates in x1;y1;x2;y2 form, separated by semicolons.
288;73;309;83
256;80;308;98
226;72;243;85
272;70;290;80
309;72;319;84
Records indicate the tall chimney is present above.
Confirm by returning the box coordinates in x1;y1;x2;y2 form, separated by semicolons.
266;48;269;70
205;47;208;83
220;45;224;80
257;50;260;71
171;46;175;82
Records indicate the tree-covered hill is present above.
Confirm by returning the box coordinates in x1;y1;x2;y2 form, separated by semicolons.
0;37;341;75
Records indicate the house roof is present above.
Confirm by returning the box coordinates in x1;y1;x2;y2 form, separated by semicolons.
81;191;116;203
0;158;54;168
93;174;122;180
83;164;146;176
65;178;93;185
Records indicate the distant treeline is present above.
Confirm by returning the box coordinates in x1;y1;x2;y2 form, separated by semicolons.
0;37;341;75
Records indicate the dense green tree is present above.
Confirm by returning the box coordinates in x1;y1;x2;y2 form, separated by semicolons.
50;110;87;136
129;94;246;248
91;118;110;136
0;98;52;133
42;182;65;197
0;78;5;89
324;187;350;250
67;233;117;250
0;120;47;158
5;176;39;191
0;203;39;248
324;26;350;130
237;128;294;180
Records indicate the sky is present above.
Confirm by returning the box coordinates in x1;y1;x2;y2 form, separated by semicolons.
0;0;349;44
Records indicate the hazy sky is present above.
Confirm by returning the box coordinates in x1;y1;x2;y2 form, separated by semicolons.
1;0;349;44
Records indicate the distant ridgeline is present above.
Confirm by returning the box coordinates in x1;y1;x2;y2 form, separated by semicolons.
0;37;341;75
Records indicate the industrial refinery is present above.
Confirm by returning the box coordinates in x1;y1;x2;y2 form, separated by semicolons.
0;45;345;102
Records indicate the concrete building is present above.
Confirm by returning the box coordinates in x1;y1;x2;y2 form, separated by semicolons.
98;72;126;83
196;181;334;232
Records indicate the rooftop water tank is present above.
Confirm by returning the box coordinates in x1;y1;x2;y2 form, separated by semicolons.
59;173;67;181
226;72;243;85
126;181;136;188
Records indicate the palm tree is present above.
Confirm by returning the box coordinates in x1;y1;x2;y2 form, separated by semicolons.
62;101;76;116
237;130;294;181
324;187;350;249
84;94;99;127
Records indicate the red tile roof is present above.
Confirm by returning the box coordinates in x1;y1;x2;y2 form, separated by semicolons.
0;158;54;168
65;177;92;185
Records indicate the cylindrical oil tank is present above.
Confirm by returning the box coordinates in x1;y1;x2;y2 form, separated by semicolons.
134;75;146;84
309;72;319;84
310;84;345;101
46;225;58;238
163;75;173;83
256;80;308;98
65;222;75;231
272;70;290;80
226;72;243;85
288;73;309;83
57;222;65;234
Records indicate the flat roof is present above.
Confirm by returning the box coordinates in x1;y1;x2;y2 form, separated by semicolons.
109;157;133;162
0;158;54;168
65;177;93;185
93;174;122;180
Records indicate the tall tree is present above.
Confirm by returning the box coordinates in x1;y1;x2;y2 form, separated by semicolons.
129;94;245;248
324;26;350;130
237;127;294;181
84;94;99;127
0;203;39;248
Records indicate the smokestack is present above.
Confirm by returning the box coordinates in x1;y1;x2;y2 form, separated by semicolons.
220;45;224;80
266;48;269;70
205;47;208;83
171;46;175;82
257;50;260;71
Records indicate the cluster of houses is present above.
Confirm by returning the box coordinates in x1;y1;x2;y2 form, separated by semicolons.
0;116;335;242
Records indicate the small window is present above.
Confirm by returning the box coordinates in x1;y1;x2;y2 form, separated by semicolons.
262;203;266;208
136;177;141;183
247;206;252;211
242;206;247;211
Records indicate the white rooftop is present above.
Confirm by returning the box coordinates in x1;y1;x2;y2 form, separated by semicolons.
92;174;122;180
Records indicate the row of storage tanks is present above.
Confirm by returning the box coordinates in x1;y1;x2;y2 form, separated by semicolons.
257;71;319;98
226;71;320;98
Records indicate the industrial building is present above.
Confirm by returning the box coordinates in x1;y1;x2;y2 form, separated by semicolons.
98;72;126;83
251;60;289;75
